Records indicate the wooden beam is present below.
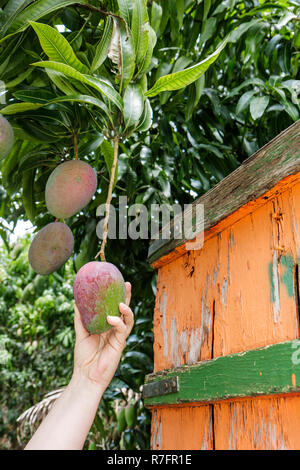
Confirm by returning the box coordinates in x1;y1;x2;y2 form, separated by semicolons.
148;120;300;264
143;340;300;407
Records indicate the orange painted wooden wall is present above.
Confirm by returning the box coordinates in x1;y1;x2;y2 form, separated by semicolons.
147;123;300;450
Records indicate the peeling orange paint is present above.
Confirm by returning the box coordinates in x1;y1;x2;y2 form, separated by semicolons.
214;396;300;450
151;406;213;450
149;170;300;450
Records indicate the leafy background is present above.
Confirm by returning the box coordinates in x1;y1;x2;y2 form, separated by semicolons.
0;0;300;449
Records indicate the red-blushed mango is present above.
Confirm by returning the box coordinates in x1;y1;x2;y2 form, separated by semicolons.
28;222;74;275
45;160;97;218
73;261;126;334
0;116;14;160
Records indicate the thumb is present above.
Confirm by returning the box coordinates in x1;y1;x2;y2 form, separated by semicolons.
74;303;89;342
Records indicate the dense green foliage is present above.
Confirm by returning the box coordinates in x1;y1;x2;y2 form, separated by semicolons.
0;236;75;448
0;236;152;449
0;1;299;230
0;0;299;450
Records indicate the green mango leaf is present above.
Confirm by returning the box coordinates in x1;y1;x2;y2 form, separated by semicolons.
93;413;106;439
1;102;43;114
52;95;111;121
108;17;136;92
249;95;270;120
21;121;64;142
0;227;10;251
22;168;36;222
173;56;193;73
46;69;77;95
90;186;108;210
107;17;121;66
176;0;185;30
136;25;156;78
13;88;57;103
31;61;123;111
119;21;136;92
195;74;205;105
135;98;152;132
124;350;153;367
145;37;228;97
18;150;54;172
5;68;33;88
243;22;267;66
236;89;257;115
1;140;26;190
86;75;124;112
117;0;134;29
185;77;204;122
131;0;149;66
273;88;299;121
1;94;112;124
30;21;89;74
265;34;282;58
283;101;299;121
78;133;104;159
199;17;217;49
198;143;224;159
91;16;113;73
203;0;211;23
123;84;144;128
228;18;264;43
226;77;265;99
20;109;71;129
4;0;30;16
0;0;32;38
277;10;297;29
151;1;162;33
0;0;90;42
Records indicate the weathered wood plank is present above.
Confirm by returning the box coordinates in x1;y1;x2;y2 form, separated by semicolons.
151;406;213;450
148;120;300;264
214;395;300;450
143;340;300;407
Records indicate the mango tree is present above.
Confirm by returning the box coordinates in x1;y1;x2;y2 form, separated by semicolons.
0;0;299;450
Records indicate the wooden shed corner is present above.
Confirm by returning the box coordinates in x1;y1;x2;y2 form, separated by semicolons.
143;120;300;450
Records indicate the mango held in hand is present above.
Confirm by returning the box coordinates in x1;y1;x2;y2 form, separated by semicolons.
45;160;97;219
0;116;14;160
28;222;74;275
73;261;126;335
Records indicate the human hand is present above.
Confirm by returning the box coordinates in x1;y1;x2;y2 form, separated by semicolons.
72;282;134;393
25;284;134;450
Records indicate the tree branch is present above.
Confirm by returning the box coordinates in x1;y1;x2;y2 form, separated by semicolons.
75;3;129;36
95;136;119;262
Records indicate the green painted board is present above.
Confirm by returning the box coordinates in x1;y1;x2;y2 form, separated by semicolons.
143;340;300;407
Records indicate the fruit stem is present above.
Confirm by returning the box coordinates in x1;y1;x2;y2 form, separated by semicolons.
95;136;119;262
74;133;78;160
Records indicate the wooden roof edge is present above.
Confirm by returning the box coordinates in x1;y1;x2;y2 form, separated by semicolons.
148;120;300;265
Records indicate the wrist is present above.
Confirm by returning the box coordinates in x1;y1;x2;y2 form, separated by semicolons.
69;370;106;398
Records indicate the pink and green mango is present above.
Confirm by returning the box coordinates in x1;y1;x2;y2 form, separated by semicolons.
28;222;74;275
73;261;126;334
45;160;97;219
0;116;14;160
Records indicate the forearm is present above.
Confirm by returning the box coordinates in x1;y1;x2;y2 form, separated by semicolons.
25;375;104;450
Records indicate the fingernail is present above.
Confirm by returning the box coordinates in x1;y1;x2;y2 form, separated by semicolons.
119;303;126;308
107;315;118;322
